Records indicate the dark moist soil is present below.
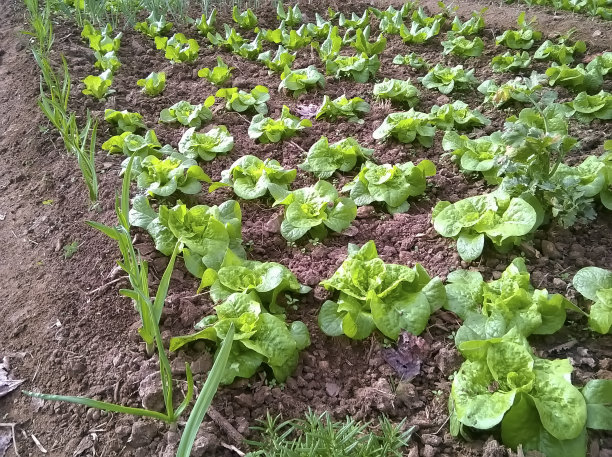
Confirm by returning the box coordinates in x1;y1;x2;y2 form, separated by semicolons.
0;0;611;456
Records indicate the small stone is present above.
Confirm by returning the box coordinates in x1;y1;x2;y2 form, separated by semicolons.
552;278;567;290
325;382;340;397
356;205;376;218
422;444;437;457
541;240;561;259
191;432;216;457
129;420;158;448
264;213;283;233
482;437;506;457
191;352;212;374
139;372;165;412
592;30;602;37
422;434;443;446
436;95;450;105
115;425;132;439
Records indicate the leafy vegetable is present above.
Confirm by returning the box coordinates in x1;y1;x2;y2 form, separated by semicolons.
573;266;612;334
276;0;302;27
534;36;586;65
305;13;332;39
582;379;612;431
546;63;603;94
248;105;312;144
82;69;114;99
351;25;386;56
319;241;445;340
325;53;380;83
343;160;436;213
178;126;234;161
315;95;370;123
392;53;429;70
207;24;244;50
134;12;172;38
450;328;587;456
442;32;484;57
258;46;296;73
198;57;234;86
373;78;420;107
373;110;436;147
420;64;478;94
495;12;542;49
442;130;505;184
567;91;612;123
338;10;370;28
131;154;211;197
137;72;166;96
81;22;122;52
432;191;540;261
491;51;532;72
115;129;176;159
429;101;490;131
314;25;342;62
299;136;373;178
399;20;443;44
232;6;258;29
376;5;409;35
215;85;269;115
93;50;120;73
155;33;199;63
214;155;296;200
274;180;356;242
195;9;217;36
278;65;325;97
271;25;312;50
104;109;145;133
477;73;546;108
159;98;214;128
451;9;486;36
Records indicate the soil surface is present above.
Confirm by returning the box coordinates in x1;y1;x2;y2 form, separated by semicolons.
0;0;611;456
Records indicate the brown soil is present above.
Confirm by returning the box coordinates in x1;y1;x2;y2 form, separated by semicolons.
0;0;611;456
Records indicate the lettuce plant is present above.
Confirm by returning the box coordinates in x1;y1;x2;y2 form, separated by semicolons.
132;155;211;197
442;32;484;57
248;105;312;144
491;51;532;72
432;191;540;261
104;109;145;133
278;65;325;97
258;46;296;73
81;22;122;52
305;13;332;39
137;72;166;96
299;136;373;178
170;291;310;384
274;180;356;242
429;101;490;130
451;9;486;36
195;9;217;36
534;37;586;65
546;64;603;94
129;197;244;272
325;53;380;83
198;57;234;86
232;6;258;29
94;50;120;73
392;53;429;70
155;33;199;63
477;73;546;107
411;6;446;26
213;155;296;200
574;266;612;334
495;12;541;49
351;25;386;56
376;5;408;35
373;110;436;147
117;129;176;159
134;12;172;38
276;0;302;26
399;20;443;44
215;85;269;115
314;26;342;62
338;10;370;28
373;78;420;107
587;52;612;76
442;131;505;184
449;328;587;456
275;25;312;50
319;241;445;340
420;64;478;94
568;90;612;123
178;126;234;160
315;95;370;123
233;33;264;60
445;258;578;345
159;98;214;128
207;24;244;50
82;69;114;99
343;160;436;213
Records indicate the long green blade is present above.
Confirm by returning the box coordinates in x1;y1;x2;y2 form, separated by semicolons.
176;324;234;457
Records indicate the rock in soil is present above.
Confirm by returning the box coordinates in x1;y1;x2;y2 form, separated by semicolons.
139;372;164;412
129;420;158;448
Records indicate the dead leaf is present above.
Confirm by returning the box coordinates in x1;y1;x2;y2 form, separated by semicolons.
382;332;431;381
0;431;11;457
0;357;24;399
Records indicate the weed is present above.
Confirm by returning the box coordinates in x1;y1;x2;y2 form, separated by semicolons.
63;241;80;259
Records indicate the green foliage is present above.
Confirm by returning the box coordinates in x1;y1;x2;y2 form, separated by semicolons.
276;0;302;27
442;130;505;184
198;57;234;86
155;33;199;63
178;126;234;161
195;9;216;36
134;12;172;38
338;9;370;28
495;12;541;49
534;36;586;65
299;136;373;178
313;25;341;62
214;155;296;200
442;32;484;57
159;97;215;128
278;65;325;97
315;95;370;122
451;9;486;36
233;33;264;60
262;24;312;50
449;328;587;456
232;6;258;29
568;91;612;123
319;241;445;340
573;267;612;334
392;53;429;70
582;379;612;431
546;63;603;94
477;73;546;107
82;69;114;99
446;258;578;345
93;50;120;72
429;101;490;131
375;4;410;35
491;51;532;72
258;46;296;73
420;64;478;94
305;13;332;39
432;191;540;261
104;109;145;134
343;160;436;213
132;154;211;197
216;85;269;115
137;71;166;96
373;78;420;107
207;24;244;50
373;110;436;147
351;25;387;56
325;53;380;83
399;19;442;44
81;22;122;52
274;180;356;242
248;105;312;144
